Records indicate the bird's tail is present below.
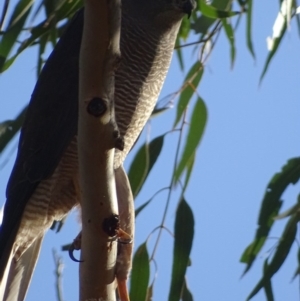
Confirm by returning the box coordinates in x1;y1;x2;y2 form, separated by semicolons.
0;236;43;301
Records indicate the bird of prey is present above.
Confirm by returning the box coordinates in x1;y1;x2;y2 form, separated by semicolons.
0;0;196;300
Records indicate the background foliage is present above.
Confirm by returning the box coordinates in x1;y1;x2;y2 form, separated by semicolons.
0;0;299;300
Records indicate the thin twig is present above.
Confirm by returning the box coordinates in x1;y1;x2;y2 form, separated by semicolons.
150;111;187;261
148;12;222;268
52;249;65;301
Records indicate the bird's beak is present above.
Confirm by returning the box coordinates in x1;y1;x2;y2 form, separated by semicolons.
182;0;197;18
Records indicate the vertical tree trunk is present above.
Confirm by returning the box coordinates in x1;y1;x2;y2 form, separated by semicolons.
78;0;121;300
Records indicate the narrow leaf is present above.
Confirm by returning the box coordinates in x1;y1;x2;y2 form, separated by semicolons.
246;0;255;58
263;259;274;301
191;0;232;34
178;15;191;41
174;98;207;183
221;18;236;68
1;20;52;72
183;151;195;193
174;61;203;127
296;4;300;38
130;243;150;301
0;106;27;154
1;0;83;73
291;247;300;281
37;34;48;77
246;214;298;300
175;38;184;71
0;0;34;71
128;143;149;198
260;0;293;82
199;0;239;19
168;198;194;301
128;135;164;197
241;157;300;274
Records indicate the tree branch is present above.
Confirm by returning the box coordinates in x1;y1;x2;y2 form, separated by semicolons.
78;0;121;300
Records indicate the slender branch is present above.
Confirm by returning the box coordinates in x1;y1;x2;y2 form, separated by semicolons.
150;112;187;261
52;249;65;301
78;0;121;300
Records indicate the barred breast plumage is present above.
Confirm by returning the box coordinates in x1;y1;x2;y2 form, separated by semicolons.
0;0;196;300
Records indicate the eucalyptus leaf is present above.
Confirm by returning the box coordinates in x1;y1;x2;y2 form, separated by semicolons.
174;97;207;183
241;157;300;274
263;259;274;301
0;0;34;71
199;0;239;19
168;198;194;301
221;18;236;68
0;106;27;154
174;61;203;127
128;135;164;197
246;0;255;58
130;243;150;301
246;214;298;300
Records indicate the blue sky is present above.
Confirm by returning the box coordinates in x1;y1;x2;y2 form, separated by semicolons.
1;2;300;301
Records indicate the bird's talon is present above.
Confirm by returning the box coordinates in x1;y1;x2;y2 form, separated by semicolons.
69;232;83;262
68;244;83;262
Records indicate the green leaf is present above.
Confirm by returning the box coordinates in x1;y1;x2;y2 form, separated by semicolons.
1;20;52;72
0;0;34;71
130;243;150;301
241;157;300;274
190;16;216;35
37;34;48;77
175;38;184;71
168;198;194;301
178;15;191;41
191;0;231;34
296;7;300;38
44;0;58;49
174;97;207;183
221;18;236;68
0;106;27;154
260;0;293;83
182;151;195;193
55;0;83;20
246;0;255;58
128;135;164;197
260;27;286;83
263;259;274;301
292;247;300;281
199;0;239;19
1;0;83;73
174;61;203;127
246;214;298;300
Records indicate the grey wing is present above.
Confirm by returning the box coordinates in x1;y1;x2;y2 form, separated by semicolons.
0;9;84;279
